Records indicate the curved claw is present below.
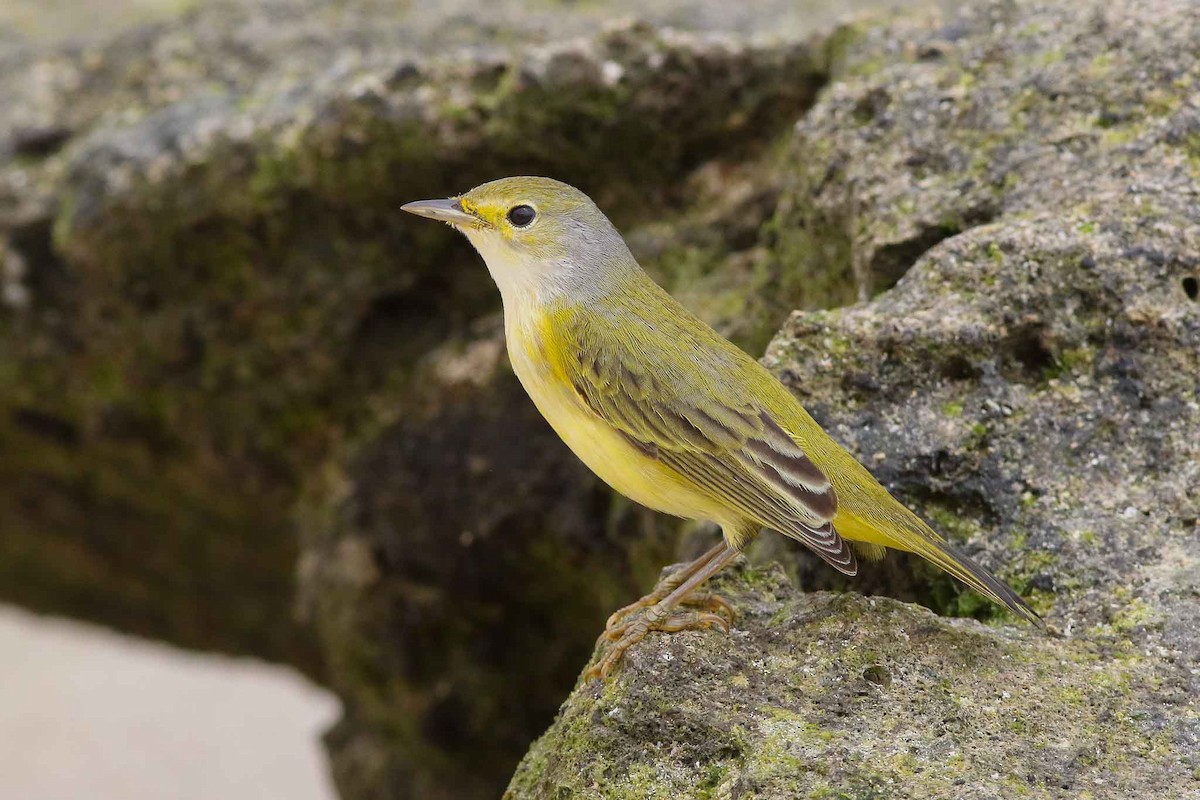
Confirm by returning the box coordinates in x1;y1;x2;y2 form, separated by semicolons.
683;592;735;623
605;591;735;631
588;609;732;681
654;610;730;635
605;597;655;630
604;609;730;641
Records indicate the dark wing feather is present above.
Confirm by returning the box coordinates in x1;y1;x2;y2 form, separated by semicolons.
563;329;855;575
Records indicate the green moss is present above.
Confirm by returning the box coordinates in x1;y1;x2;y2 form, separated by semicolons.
827;333;854;357
1143;88;1182;117
921;501;983;543
930;579;1001;621
1109;596;1166;634
1056;346;1096;375
693;764;727;799
1032;48;1065;67
968;421;990;442
762;206;859;325
804;723;837;743
1086;51;1116;78
1057;685;1087;705
822;21;871;78
726;563;790;595
1100;125;1141;147
1182;134;1200;177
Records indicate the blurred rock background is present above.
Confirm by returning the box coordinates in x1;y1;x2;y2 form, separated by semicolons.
4;0;1195;799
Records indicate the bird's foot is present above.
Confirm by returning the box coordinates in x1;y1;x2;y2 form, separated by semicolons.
604;590;733;631
680;592;735;623
603;595;656;631
602;544;728;630
586;605;731;681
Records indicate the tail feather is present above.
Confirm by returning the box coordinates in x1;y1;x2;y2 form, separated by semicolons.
916;539;1044;627
850;540;887;561
833;502;1042;626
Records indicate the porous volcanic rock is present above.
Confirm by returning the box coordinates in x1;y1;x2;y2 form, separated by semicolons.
506;0;1200;797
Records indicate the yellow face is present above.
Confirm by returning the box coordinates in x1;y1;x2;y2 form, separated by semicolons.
402;176;633;302
458;192;538;239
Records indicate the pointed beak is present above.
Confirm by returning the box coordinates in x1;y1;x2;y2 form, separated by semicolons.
401;197;478;227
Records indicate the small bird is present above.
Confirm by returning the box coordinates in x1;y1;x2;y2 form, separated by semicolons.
403;177;1040;680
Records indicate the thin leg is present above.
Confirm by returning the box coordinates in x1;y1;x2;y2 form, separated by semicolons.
604;542;729;630
586;544;741;681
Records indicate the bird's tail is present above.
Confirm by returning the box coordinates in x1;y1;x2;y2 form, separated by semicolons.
911;535;1044;626
835;504;1043;627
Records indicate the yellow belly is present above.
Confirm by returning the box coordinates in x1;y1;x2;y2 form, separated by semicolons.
505;319;726;524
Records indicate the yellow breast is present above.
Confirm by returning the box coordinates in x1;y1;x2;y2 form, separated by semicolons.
503;303;726;523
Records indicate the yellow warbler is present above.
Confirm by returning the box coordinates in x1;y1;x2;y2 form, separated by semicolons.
403;177;1040;680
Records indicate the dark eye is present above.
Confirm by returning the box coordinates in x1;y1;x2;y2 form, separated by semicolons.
507;204;536;227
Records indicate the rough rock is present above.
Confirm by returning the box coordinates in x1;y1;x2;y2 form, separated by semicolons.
507;0;1200;796
509;564;1196;798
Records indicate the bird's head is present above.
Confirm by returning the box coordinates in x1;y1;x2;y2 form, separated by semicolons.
402;176;635;301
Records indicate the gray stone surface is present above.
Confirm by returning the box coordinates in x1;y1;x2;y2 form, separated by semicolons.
506;0;1200;796
510;564;1197;798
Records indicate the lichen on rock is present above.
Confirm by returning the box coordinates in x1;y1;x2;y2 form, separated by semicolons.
507;0;1200;796
508;563;1195;799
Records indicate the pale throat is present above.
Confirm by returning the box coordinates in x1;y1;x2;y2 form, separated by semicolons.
461;227;573;312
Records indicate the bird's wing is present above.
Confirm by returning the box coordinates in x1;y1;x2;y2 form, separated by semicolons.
555;310;856;575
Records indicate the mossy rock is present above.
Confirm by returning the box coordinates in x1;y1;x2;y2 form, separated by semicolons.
508;0;1200;796
508;564;1196;799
